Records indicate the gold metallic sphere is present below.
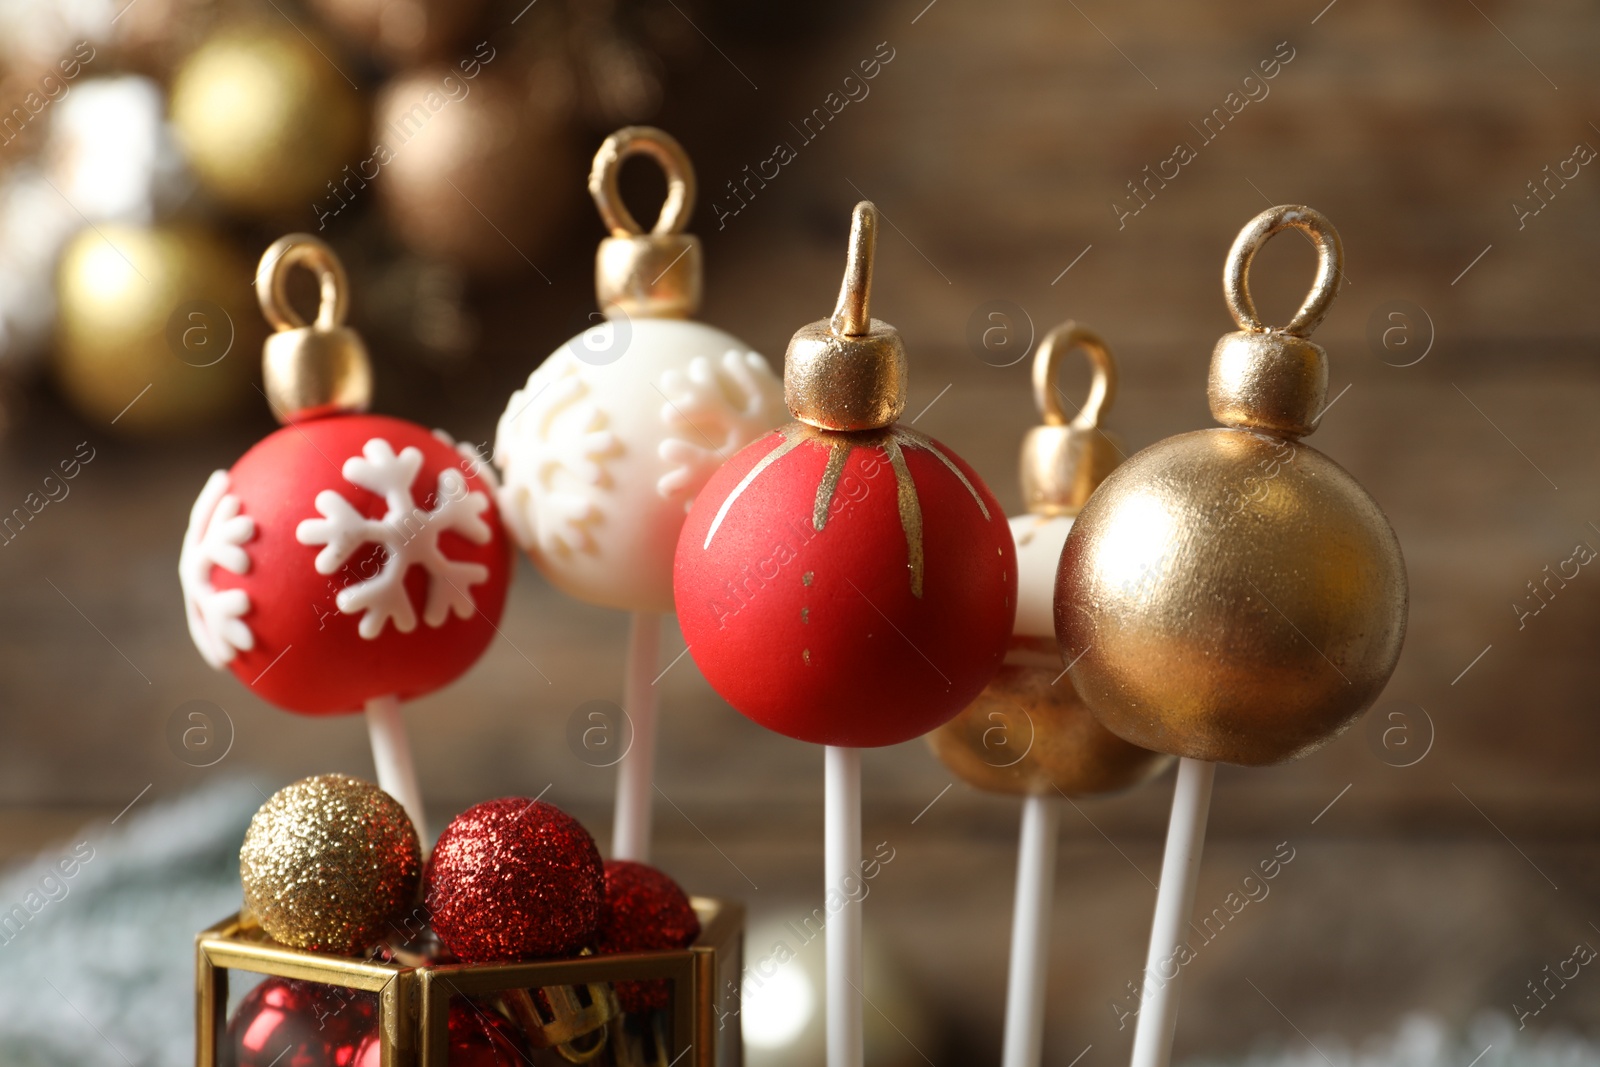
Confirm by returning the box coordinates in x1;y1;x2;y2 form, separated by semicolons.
1056;428;1407;765
54;225;257;434
170;24;364;216
240;774;421;956
929;655;1175;796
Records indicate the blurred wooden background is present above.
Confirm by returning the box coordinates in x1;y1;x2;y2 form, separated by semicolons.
3;0;1599;1063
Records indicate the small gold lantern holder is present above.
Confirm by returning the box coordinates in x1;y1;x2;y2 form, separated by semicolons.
196;898;744;1067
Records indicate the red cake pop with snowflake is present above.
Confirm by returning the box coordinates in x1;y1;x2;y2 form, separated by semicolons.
178;235;512;838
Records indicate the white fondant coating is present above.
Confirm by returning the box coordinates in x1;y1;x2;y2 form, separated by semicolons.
178;469;256;668
295;437;493;639
1009;512;1075;639
494;318;784;614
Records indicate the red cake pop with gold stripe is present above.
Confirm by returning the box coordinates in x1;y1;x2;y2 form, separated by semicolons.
674;201;1015;747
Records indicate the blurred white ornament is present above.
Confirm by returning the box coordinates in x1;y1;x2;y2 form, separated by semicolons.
0;74;185;371
47;75;187;221
739;913;933;1067
0;0;113;70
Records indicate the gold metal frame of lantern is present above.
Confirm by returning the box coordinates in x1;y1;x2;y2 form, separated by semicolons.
194;898;744;1067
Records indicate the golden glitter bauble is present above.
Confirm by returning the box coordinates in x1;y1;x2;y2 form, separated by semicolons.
54;224;258;434
930;324;1171;795
240;774;422;956
1057;207;1407;767
170;24;364;216
374;64;573;274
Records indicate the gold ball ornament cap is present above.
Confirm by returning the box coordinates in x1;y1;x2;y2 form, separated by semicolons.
239;774;422;956
1020;323;1125;516
590;126;703;319
784;201;909;431
257;234;373;424
1209;205;1339;437
1056;205;1408;767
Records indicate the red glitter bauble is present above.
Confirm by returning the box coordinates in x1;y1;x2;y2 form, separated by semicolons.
222;977;375;1067
181;414;513;715
674;424;1016;746
597;860;702;1013
350;1000;527;1067
425;798;605;962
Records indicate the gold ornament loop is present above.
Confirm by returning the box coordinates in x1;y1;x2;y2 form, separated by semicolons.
255;233;371;424
256;233;349;333
588;126;696;238
1033;322;1117;431
1020;320;1124;516
830;201;877;337
1222;205;1342;338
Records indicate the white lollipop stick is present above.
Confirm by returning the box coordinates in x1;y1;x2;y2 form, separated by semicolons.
1129;757;1216;1067
1002;793;1061;1067
365;694;428;846
825;745;864;1067
612;611;661;862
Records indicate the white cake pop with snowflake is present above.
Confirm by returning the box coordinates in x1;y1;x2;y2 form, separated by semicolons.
494;126;785;614
494;127;783;865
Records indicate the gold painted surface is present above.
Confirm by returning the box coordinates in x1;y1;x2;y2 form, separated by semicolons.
784;202;908;431
883;434;925;597
1020;322;1125;517
1058;207;1407;766
928;660;1174;796
589;126;702;319
1208;205;1341;436
256;233;373;424
704;422;988;599
1057;428;1407;765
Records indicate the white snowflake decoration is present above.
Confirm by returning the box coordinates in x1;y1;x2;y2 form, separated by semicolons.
178;470;255;669
493;362;621;558
295;437;493;639
656;350;784;508
432;427;500;492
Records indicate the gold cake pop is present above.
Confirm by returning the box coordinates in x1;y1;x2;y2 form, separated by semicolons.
1056;206;1407;766
929;324;1173;795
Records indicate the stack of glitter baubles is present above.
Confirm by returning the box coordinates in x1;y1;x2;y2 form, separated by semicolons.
201;774;731;1067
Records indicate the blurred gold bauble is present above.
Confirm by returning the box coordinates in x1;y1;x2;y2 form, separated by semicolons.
930;324;1172;796
1056;207;1407;767
54;224;258;434
307;0;486;66
170;24;364;216
240;774;421;956
376;64;574;274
